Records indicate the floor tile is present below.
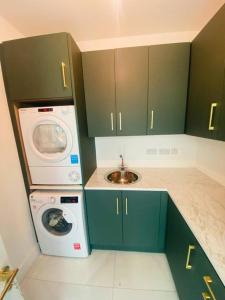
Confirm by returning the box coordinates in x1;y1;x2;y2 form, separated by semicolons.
113;288;179;300
21;278;113;300
26;250;115;287
114;252;176;291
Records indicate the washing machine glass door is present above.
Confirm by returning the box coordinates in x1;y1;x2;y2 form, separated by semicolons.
31;116;73;162
42;208;73;236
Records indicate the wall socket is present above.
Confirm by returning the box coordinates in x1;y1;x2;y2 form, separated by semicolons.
146;147;178;155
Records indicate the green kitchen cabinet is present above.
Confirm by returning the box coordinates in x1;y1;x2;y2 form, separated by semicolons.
148;43;190;135
82;50;116;137
85;190;167;251
122;191;161;251
186;4;225;140
166;197;225;299
195;246;225;299
115;47;148;136
85;190;122;247
1;32;73;101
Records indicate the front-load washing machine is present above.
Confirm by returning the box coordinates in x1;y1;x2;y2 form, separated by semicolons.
19;105;82;185
30;190;89;257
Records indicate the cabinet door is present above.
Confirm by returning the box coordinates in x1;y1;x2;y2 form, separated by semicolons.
85;190;122;247
115;47;148;136
82;50;116;137
1;33;72;100
122;191;160;251
186;5;225;139
194;246;225;299
148;43;190;135
166;199;202;300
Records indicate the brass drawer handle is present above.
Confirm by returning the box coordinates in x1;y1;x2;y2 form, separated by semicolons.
0;267;19;300
202;292;211;300
203;276;216;300
61;62;68;88
125;197;128;215
150;110;154;129
116;198;119;215
208;102;218;131
185;245;195;269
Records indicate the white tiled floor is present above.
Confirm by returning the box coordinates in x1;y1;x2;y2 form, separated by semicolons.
21;250;179;300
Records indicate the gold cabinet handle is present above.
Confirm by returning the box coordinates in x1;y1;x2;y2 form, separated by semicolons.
116;198;119;215
125;197;128;215
0;267;19;300
150;110;154;129
185;245;195;269
61;62;68;88
203;276;216;300
202;292;211;300
119;112;122;131
208;102;218;131
110;112;114;131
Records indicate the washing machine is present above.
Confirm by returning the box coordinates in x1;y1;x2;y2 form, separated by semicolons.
30;190;89;257
18;105;82;185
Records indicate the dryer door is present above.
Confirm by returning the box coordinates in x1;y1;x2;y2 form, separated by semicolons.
37;205;78;237
30;116;73;163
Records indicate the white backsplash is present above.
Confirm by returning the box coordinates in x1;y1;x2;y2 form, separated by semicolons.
95;134;197;168
95;134;225;187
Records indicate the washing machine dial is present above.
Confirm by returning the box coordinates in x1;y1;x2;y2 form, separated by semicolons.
69;170;80;183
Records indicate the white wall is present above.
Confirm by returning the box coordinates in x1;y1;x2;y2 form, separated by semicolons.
0;16;39;282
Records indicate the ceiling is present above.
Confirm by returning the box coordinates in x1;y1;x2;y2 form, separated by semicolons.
0;0;224;42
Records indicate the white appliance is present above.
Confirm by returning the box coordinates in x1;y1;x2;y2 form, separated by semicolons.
19;105;82;185
30;190;89;257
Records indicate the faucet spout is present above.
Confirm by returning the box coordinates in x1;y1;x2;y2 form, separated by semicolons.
119;154;125;171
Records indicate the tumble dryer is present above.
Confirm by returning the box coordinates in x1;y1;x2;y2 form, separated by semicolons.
19;105;82;185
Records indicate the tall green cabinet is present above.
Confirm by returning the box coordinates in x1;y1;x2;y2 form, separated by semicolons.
186;4;225;141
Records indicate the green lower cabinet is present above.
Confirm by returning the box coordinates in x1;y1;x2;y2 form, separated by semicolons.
85;190;122;247
195;246;225;299
166;197;225;299
85;190;167;252
122;191;161;251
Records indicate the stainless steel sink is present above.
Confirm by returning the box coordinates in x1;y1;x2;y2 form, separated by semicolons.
105;170;140;184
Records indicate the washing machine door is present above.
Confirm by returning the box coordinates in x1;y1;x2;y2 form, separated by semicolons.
30;116;73;163
37;204;78;237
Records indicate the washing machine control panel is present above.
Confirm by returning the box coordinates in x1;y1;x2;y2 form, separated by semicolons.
60;196;79;204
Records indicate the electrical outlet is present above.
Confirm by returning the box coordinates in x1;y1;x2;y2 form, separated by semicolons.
146;148;157;155
159;148;170;155
171;148;178;155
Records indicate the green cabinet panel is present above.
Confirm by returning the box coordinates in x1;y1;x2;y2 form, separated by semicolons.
186;5;225;140
115;47;148;135
166;198;202;300
82;50;116;137
148;43;190;135
122;191;161;251
85;190;122;247
166;197;225;300
1;32;72;100
195;247;225;299
85;190;167;252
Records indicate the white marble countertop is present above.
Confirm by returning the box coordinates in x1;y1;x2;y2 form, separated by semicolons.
85;167;225;286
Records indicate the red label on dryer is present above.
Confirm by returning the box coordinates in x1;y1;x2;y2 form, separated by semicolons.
73;243;81;250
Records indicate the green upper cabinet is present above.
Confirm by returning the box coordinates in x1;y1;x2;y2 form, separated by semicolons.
1;32;72;101
82;50;116;137
186;4;225;140
148;43;190;135
85;190;122;247
115;47;148;136
122;191;161;251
